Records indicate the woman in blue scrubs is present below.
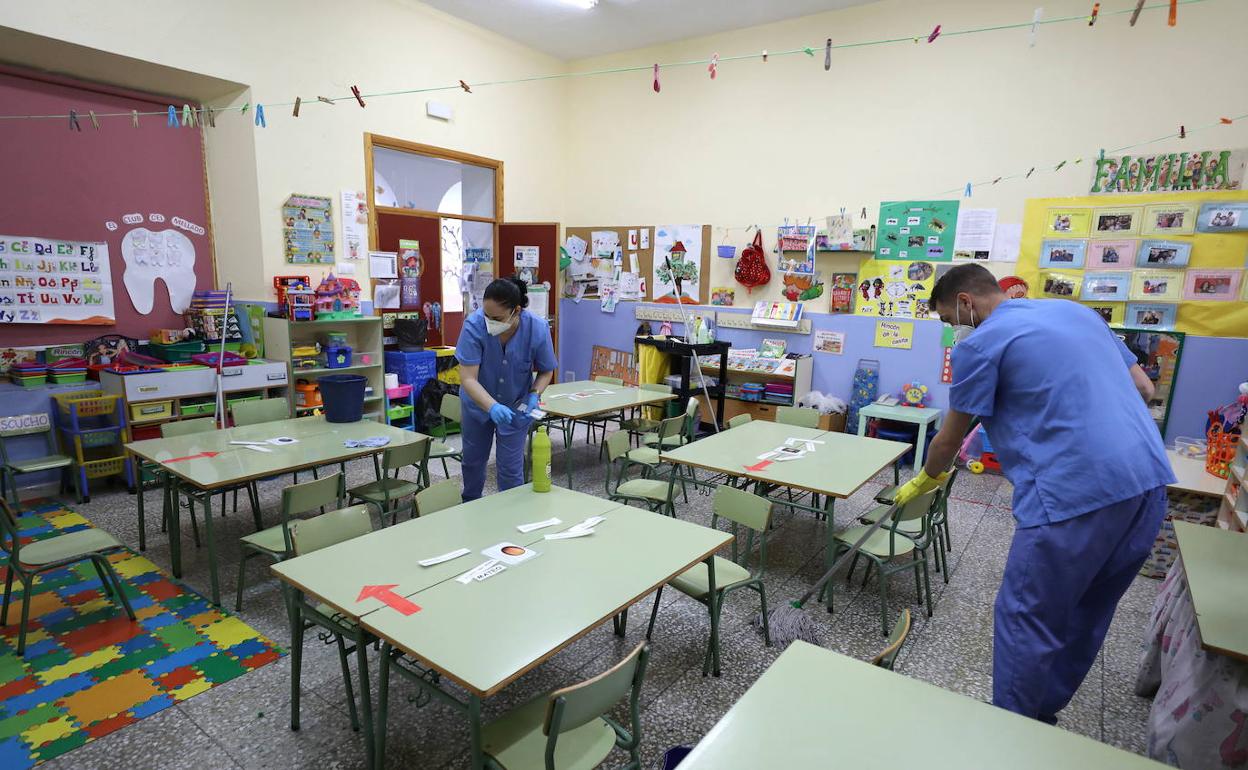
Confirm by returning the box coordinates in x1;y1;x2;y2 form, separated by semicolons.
455;277;557;501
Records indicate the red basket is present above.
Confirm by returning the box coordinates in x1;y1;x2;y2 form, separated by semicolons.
1206;424;1240;479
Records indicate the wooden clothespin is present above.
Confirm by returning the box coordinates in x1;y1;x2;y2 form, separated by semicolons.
1179;125;1186;139
204;105;216;128
293;97;302;117
1026;167;1036;178
459;80;472;93
317;96;335;106
652;64;660;93
1168;0;1177;26
68;109;82;132
1088;3;1100;26
824;38;832;70
131;110;140;128
351;85;366;107
992;177;1002;185
1220;117;1233;125
927;25;941;43
761;50;768;63
860;207;867;219
1129;0;1145;26
1055;160;1067;171
87;110;100;129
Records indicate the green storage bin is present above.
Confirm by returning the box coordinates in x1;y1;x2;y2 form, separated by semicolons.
387;404;414;421
49;371;88;384
180;399;216;417
226;394;262;410
12;374;46;388
149;340;206;362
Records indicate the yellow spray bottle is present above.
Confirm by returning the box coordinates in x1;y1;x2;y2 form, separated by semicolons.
532;426;552;492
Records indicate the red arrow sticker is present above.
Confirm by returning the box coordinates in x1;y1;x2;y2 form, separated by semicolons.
744;460;773;472
163;451;219;464
357;584;422;616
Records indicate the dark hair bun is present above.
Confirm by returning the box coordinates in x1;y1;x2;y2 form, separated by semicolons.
507;276;529;308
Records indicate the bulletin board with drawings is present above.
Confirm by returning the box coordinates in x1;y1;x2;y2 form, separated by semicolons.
564;225;711;302
590;345;638;386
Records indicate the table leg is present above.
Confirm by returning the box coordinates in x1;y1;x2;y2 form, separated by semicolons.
565;419;574;489
857;414;867;436
166;475;182;579
824;496;838;610
199;492;220;605
469;694;484;770
377;642;392;770
704;555;720;677
287;586;304;730
913;418;929;474
357;633;375;769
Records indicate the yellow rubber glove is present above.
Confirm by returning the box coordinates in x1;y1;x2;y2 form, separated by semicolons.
892;469;949;506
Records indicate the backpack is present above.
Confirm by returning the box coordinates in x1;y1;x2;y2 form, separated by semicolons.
734;230;771;293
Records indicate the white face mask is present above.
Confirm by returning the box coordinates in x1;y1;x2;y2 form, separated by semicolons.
485;312;515;336
952;301;977;344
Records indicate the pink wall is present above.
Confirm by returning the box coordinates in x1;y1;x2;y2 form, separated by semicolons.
0;66;215;347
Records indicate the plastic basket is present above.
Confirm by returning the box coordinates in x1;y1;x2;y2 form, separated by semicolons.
82;455;127;479
149;340;206;362
48;370;88;384
1206;425;1240;479
54;391;121;419
78;430;123;449
387;404;414;421
385;384;414;400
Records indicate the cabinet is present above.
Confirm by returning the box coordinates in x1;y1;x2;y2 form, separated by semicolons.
99;361;289;429
262;316;387;422
1217;435;1247;532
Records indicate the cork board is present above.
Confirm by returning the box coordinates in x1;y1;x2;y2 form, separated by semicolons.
565;225;711;303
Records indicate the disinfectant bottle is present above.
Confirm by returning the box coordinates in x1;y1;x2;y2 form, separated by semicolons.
532;427;552;492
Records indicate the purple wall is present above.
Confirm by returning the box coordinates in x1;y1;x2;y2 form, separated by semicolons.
557;299;1248;443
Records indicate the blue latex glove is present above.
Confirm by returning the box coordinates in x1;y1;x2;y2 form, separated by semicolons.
489;403;514;426
527;392;541;412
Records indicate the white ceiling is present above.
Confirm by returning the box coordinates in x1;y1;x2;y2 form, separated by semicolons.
423;0;879;60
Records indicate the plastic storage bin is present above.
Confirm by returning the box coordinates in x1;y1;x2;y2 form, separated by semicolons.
324;345;353;368
130;400;174;424
149;340;206;362
385;350;437;385
318;374;366;423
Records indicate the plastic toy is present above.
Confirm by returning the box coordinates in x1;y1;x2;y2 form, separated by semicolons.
959;424;1001;474
283;278;315;321
273;275;310;317
313;273;362;319
898;380;931;408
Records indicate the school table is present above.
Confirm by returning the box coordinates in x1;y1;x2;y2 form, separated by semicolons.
270;485;623;768
856;402;944;474
125;416;427;606
358;499;732;770
680;640;1166;769
537;379;676;487
1135;523;1248;767
1165;449;1226;497
661;420;908;605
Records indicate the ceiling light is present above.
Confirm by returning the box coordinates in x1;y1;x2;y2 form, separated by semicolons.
557;0;598;9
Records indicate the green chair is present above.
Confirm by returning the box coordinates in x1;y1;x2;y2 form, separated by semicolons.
0;498;135;655
285;504;376;749
727;414;753;429
231;398;290;426
776;406;820;429
864;469;959;583
642;398;699;450
428;394;464;482
646;485;772;677
621;383;672;447
479;642;650;770
347;437;431;525
871;609;912;671
415;479;462;517
828;489;937;635
0;414;76;507
571;376;626;453
234;472;343;611
605;432;678;517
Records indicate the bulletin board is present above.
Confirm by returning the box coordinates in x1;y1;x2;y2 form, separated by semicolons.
1017;191;1248;337
564;225;711;303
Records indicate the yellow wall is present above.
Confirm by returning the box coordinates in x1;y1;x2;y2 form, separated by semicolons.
0;0;569;299
562;0;1248;306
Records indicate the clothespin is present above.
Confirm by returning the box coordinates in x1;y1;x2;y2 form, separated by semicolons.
1088;3;1099;26
167;105;178;127
204;105;216;128
992;177;1002;185
761;50;768;63
1055;160;1067;171
181;104;195;127
824;38;832;70
458;80;472;93
1098;148;1105;162
1129;0;1145;26
131;110;140;128
351;85;366;107
652;64;661;93
68;109;81;132
1220;117;1233;125
1029;8;1044;47
964;182;972;198
708;52;719;80
1074;157;1083;164
293;97;302;117
255;103;266;128
803;47;814;57
317;96;334;106
927;25;941;43
87;110;100;129
1168;0;1177;26
1026;167;1036;178
860;207;867;219
241;102;250;115
1179;125;1186;139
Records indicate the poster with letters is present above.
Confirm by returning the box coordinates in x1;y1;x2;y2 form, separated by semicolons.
0;235;115;325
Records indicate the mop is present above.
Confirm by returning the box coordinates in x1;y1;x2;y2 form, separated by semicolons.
212;282;234;430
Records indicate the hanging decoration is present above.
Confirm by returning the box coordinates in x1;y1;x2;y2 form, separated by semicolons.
652;63;660;93
708;53;719;80
927;25;942;43
734;230;771;293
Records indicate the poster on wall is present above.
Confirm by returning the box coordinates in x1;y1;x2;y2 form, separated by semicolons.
1044;208;1092;238
1081;272;1131;302
652;225;702;304
1141;203;1198;236
1136;240;1192;268
953;208;997;260
0;235;115;324
814;330;845;355
1090;207;1142;237
1183;268;1243;301
1038;239;1087;268
1089;149;1246;194
1086;240;1137;269
283;194;335;264
776;224;816;273
1195;201;1248;232
876;201;958;262
340;190;368;259
873;320;914;350
854;259;935;319
1124;302;1177;331
1130;269;1182;302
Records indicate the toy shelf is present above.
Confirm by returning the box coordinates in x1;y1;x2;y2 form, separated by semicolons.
264;315;387;422
1216;435;1248;532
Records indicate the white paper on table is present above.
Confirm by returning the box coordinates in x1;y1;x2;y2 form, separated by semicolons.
569;515;606;533
514;245;540;268
419;547;470;567
953;208;997;256
373;282;400;309
565;235;587;262
456;559;503;584
546;530;593;540
640;229;651;249
990;223;1022;263
517;517;561;533
369;251;398;278
481;542;540;565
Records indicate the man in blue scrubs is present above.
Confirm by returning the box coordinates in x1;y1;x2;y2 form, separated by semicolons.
456;277;558;501
893;264;1174;723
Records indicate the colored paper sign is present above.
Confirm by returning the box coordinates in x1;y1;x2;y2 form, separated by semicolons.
1141;203;1198;236
357;584;422;615
283;194;334;264
1089;149;1247;194
1183;269;1243;301
876;201;959;262
0;413;50;432
1044;208;1092;238
854;260;935;319
1124;302;1177;331
1090;207;1142;237
873;320;914;350
514;245;540;268
1038;239;1088;268
813;330;845;355
0;235;115;325
1130;270;1182;302
1085;240;1137;270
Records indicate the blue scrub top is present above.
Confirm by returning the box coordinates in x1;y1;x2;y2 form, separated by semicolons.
949;299;1174;528
456;308;558;416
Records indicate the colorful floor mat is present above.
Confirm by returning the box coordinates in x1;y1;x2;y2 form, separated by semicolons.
0;502;284;767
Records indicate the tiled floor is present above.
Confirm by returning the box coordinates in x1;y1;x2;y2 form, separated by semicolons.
34;424;1160;769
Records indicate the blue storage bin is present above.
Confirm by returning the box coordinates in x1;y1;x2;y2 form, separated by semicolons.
385;350;437;386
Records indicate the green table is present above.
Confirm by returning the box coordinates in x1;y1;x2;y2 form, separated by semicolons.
126;416;428;605
1174;521;1248;661
359;499;732;770
538;379;676;487
680;641;1166;769
856;402;944;473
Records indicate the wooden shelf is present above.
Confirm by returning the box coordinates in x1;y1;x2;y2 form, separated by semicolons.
290;363;383;377
703;365;796;381
288;316;381;325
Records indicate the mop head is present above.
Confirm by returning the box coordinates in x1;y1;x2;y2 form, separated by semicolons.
754;601;822;648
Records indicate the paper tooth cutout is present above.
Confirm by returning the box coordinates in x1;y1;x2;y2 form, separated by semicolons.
708;52;718;79
352;85;366;107
254;103;266;127
927;25;941;43
167;106;178;127
824;38;832;69
68;110;81;132
120;227;198;314
1129;0;1145;25
652;63;660;93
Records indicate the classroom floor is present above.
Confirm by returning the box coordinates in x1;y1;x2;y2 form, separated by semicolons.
34;424;1159;769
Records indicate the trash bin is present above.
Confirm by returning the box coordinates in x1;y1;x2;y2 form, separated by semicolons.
318;373;367;423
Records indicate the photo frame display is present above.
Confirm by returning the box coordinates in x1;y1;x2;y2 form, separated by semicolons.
1195;201;1248;232
1136;239;1192;268
1130;269;1182;301
1081;302;1124;326
1090;207;1142;237
1124;303;1177;331
1041;271;1080;298
1039;239;1088;268
1085;240;1137;269
1182;268;1243;301
1044;208;1092;237
1141;203;1198;236
1081;272;1131;302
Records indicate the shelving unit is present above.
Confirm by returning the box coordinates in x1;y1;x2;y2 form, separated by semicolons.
1217;436;1247;532
635;337;729;431
694;355;814;425
263;315;387;422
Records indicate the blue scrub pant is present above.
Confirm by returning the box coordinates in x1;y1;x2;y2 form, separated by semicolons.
460;406;527;501
993;485;1166;721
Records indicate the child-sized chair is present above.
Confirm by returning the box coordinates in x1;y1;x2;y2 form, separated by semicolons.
0;498;134;654
347;437;431;525
605;432;678;517
414;479;462;517
870;609;912;671
776;405;820;429
0;414;76;507
427;394;464;482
